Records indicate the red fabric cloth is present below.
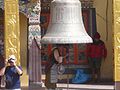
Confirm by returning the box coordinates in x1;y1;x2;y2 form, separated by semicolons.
87;40;107;58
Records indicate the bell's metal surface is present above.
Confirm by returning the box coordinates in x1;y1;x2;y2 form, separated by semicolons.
41;0;93;44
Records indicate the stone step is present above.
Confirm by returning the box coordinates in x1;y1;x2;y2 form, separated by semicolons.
21;84;114;90
56;83;114;90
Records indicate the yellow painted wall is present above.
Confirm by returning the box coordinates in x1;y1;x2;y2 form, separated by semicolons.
93;0;113;79
19;13;28;68
19;13;28;86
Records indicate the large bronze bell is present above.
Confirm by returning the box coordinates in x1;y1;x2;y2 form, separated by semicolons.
41;0;93;44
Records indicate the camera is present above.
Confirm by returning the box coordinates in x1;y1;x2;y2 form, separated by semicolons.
8;59;13;63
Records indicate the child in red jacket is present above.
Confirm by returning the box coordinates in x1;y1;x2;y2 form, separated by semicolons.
87;32;107;82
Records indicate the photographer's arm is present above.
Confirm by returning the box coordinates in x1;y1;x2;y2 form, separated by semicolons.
14;65;23;75
13;61;23;75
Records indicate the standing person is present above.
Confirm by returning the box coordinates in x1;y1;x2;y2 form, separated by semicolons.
87;32;107;82
1;55;23;90
45;45;68;90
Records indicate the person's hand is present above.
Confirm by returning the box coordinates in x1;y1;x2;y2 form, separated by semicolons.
58;57;63;63
13;61;16;66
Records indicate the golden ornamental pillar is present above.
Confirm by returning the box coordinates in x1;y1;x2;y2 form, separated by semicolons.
4;0;20;65
114;0;120;89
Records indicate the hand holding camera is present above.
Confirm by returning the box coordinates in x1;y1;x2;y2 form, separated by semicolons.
7;55;16;66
